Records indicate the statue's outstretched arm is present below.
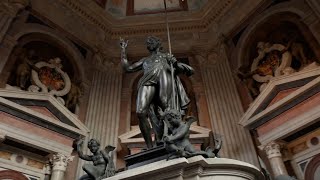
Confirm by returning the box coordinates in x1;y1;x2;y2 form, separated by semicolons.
120;38;143;72
76;140;92;161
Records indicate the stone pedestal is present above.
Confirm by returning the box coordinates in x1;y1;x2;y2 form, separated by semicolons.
106;156;264;180
124;145;168;169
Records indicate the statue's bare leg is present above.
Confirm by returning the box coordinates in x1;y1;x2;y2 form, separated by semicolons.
136;86;156;149
159;71;172;110
82;164;105;179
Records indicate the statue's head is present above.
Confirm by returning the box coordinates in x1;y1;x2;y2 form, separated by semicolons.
164;109;182;126
146;36;162;52
88;139;100;153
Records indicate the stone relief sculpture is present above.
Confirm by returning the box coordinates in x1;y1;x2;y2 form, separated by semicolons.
251;42;292;85
120;36;194;149
8;47;82;112
28;57;71;105
242;39;319;95
76;139;116;180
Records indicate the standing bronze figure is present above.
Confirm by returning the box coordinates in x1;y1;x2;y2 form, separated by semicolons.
120;36;194;149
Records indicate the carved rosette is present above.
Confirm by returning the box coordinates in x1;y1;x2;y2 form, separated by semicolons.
50;153;74;171
32;61;71;96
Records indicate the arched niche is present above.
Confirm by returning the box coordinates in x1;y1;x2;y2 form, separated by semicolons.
1;23;86;87
0;170;28;180
1;23;87;113
233;5;320;101
305;153;320;180
237;13;319;69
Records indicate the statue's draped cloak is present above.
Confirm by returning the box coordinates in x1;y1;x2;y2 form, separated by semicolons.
137;53;191;111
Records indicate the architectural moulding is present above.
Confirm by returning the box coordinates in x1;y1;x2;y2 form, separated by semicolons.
108;156;264;180
54;0;237;37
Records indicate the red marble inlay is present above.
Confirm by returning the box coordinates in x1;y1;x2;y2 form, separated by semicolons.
257;92;320;136
25;106;60;122
267;88;299;107
0;112;73;146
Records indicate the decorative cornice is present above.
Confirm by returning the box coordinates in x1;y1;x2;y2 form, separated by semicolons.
60;0;235;38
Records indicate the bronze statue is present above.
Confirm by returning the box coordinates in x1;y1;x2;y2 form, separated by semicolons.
161;109;222;160
76;139;115;180
120;36;194;149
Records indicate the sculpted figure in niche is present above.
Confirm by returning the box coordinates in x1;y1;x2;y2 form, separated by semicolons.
66;81;82;111
76;139;115;180
120;36;194;149
237;65;259;98
15;48;39;90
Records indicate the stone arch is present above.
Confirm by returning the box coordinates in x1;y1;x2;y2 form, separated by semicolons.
3;23;86;84
305;153;320;180
0;170;28;180
234;2;320;69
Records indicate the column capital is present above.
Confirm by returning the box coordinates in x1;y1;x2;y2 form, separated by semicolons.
50;153;74;172
260;141;286;159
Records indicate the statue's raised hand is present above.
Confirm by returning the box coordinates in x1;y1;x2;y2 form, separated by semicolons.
76;139;84;147
120;37;128;49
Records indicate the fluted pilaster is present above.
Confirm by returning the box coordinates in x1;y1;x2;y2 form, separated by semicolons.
76;64;122;178
198;50;259;166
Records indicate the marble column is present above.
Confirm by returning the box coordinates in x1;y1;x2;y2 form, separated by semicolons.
50;153;74;180
197;45;259;167
44;162;52;180
0;0;28;43
76;59;122;178
261;141;288;177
